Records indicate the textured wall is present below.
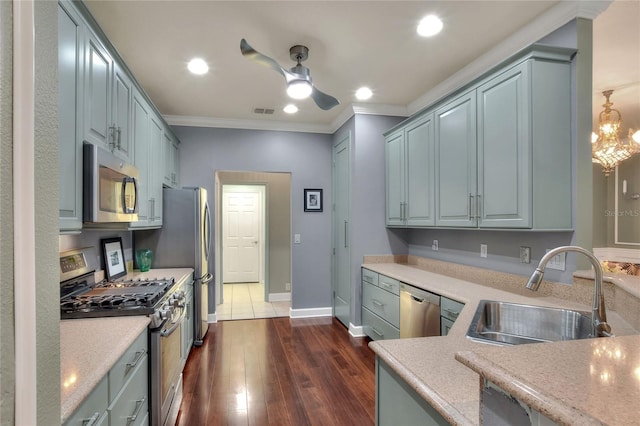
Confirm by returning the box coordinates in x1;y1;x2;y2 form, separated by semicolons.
0;1;14;423
35;1;61;423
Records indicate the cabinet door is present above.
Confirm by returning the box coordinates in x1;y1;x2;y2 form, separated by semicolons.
149;115;164;224
130;91;150;228
58;1;83;232
112;63;133;162
83;30;112;148
435;91;477;227
385;130;405;226
171;139;180;187
162;131;173;187
477;63;531;228
405;114;435;226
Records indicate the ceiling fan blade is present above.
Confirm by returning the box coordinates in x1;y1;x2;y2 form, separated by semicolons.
311;87;340;110
240;38;288;79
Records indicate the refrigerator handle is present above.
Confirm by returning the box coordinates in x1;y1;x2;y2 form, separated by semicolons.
201;273;214;284
204;201;212;261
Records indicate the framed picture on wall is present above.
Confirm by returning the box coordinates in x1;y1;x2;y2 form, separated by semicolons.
304;189;323;212
101;237;127;281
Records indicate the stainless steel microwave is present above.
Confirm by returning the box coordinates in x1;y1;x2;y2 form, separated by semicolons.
83;143;139;223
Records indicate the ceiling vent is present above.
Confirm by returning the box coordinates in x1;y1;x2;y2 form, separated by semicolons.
253;108;275;115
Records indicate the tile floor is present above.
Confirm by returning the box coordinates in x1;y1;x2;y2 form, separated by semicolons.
216;282;290;321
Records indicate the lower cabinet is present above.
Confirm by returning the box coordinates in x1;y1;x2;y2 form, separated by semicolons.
376;358;449;426
362;268;400;341
482;380;557;426
64;329;149;426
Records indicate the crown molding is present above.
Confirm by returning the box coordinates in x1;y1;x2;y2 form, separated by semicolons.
408;0;612;115
165;103;409;135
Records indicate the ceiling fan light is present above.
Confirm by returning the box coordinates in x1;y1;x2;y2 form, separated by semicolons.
187;58;208;75
287;80;312;99
417;15;443;37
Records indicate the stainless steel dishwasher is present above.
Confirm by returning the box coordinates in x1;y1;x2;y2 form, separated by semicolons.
399;284;441;338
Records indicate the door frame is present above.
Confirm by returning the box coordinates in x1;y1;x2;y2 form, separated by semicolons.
216;182;267;305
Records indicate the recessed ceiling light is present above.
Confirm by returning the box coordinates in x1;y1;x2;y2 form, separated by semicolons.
283;104;298;114
187;58;209;75
417;15;443;37
356;87;373;100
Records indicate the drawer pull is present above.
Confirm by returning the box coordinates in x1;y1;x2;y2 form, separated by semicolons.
82;412;101;426
371;299;385;308
380;282;393;290
126;397;146;425
442;308;459;319
371;327;384;338
125;351;145;374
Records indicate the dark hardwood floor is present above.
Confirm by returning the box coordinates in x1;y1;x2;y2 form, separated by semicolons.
176;317;376;426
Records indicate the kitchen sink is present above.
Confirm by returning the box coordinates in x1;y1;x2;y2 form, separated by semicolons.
466;300;593;345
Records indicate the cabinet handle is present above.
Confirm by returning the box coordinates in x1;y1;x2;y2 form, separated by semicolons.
442;308;459;319
125;350;145;374
468;194;474;220
476;194;481;220
380;282;393;290
371;299;385;308
126;397;145;425
371;327;384;338
344;220;348;248
82;412;101;426
109;125;116;152
117;126;122;150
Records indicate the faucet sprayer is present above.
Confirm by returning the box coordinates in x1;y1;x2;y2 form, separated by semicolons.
525;246;612;338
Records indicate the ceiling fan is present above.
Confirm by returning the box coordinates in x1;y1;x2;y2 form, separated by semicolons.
240;38;340;111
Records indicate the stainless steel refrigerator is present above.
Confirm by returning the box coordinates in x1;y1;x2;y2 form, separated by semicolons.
134;187;212;345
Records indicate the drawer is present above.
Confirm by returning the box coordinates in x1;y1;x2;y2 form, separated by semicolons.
108;353;149;426
378;274;400;295
109;329;148;402
362;307;399;341
362;282;399;327
362;268;379;286
441;297;464;322
63;376;108;426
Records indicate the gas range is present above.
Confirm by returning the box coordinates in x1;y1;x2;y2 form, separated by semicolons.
59;247;180;328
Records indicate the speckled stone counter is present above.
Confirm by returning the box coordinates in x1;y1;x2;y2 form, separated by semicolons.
456;335;640;425
60;268;193;423
364;263;638;425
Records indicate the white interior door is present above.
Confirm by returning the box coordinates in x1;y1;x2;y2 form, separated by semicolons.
222;187;262;283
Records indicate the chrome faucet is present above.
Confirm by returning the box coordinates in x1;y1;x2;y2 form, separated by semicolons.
525;246;612;338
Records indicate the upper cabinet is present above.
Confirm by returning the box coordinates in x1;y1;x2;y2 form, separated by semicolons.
386;45;574;231
58;0;84;233
385;114;435;226
58;0;179;232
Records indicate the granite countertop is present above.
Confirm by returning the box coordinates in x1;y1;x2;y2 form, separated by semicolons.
60;268;194;423
364;263;638;426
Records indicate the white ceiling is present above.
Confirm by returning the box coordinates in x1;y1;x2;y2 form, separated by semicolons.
84;0;639;134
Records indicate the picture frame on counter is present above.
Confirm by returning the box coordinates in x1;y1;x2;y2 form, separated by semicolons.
304;189;323;212
101;237;127;281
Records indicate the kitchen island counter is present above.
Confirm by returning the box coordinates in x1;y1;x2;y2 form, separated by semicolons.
365;262;638;425
60;268;193;423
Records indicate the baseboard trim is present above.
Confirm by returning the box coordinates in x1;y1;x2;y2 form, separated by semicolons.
289;307;332;318
207;313;217;323
349;323;366;337
268;292;292;302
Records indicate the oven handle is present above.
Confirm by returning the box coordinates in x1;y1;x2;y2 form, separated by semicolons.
160;307;187;337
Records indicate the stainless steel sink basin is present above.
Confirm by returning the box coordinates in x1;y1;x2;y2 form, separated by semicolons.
466;300;593;345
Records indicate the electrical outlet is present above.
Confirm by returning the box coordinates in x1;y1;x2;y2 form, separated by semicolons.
285;282;291;291
432;239;439;251
546;250;566;271
520;246;531;264
294;234;301;244
480;244;487;258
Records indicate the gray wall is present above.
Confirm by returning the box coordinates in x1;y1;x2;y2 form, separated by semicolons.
0;1;13;422
173;126;333;310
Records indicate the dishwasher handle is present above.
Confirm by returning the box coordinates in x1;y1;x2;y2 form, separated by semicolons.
400;284;440;306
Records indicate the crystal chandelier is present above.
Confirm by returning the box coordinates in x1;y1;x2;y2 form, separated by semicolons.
592;90;640;176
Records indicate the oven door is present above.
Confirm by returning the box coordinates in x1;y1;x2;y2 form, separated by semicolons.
150;305;186;426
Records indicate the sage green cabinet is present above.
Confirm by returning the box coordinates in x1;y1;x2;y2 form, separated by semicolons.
376;358;449;426
435;91;477;228
387;45;573;230
58;0;84;233
130;90;163;229
385;113;435;226
361;269;400;341
111;63;133;161
82;28;112;150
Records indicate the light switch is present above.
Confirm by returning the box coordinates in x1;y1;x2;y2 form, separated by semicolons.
294;234;301;244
